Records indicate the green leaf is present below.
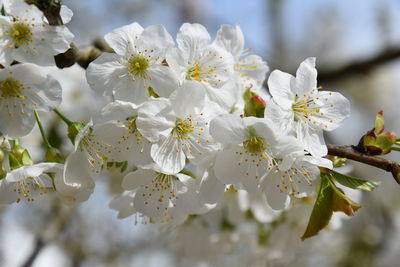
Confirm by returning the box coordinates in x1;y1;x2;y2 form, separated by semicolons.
301;174;334;241
21;149;33;166
330;170;381;191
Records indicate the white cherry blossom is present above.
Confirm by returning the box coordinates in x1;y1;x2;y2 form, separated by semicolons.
0;63;61;138
121;167;204;222
96;100;153;168
137;81;222;174
0;0;74;66
265;57;350;157
214;24;269;89
86;22;179;106
210;114;281;193
260;139;333;210
166;23;236;109
61;121;130;202
0;162;81;205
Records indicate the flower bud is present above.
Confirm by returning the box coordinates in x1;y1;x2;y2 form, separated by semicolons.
243;88;266;118
0;166;6;180
357;110;397;155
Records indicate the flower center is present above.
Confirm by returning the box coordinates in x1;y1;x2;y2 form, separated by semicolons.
174;118;194;137
0;77;25;99
13;177;49;203
125;116;143;144
186;60;214;82
9;22;32;48
127;55;149;78
243;126;266;154
292;96;320;122
152;173;178;202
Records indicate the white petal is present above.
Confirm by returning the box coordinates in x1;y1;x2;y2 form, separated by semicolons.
104;22;144;55
139;24;174;50
60;5;73;24
136;98;175;142
261;170;291;210
267;70;295;109
170;81;206;118
210;114;247;145
151;137;186;174
147;65;179;98
177;23;211;58
314;91;351;131
97;100;137;124
198;168;225;204
86;52;127;96
297;124;327;157
109;191;137;219
295;57;317;95
122;169;155;190
214;24;244;59
57;150;95;203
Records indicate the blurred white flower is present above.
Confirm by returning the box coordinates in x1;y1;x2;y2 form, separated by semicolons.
0;0;73;66
0;63;61;138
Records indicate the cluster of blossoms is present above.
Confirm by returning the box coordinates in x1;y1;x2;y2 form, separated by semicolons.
0;1;351;227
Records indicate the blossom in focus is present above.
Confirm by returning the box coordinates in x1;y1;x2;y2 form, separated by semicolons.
260;139;333;210
210;114;281;193
86;22;179;106
137;81;222;174
265;57;350;157
166;23;236;109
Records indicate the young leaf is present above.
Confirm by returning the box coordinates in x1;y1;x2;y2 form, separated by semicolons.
301;174;334;241
330;170;381;191
331;186;362;216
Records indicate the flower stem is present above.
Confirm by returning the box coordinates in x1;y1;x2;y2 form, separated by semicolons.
391;147;400;152
34;110;52;149
53;108;73;126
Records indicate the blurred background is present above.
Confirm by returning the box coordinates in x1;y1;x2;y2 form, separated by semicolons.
2;0;400;266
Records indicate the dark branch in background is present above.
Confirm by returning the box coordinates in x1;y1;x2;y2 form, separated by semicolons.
319;48;400;83
21;201;73;267
327;144;400;184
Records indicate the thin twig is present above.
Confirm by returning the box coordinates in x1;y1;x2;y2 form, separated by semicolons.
319;48;400;82
327;144;400;184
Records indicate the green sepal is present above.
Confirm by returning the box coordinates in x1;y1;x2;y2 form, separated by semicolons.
358;110;397;155
0;166;6;179
374;110;384;134
8;145;33;170
328;156;347;168
67;122;85;145
21;149;33;166
330;170;381;191
45;147;64;163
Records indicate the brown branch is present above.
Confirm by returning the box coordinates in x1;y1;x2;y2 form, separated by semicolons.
319;48;400;82
327;144;400;184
